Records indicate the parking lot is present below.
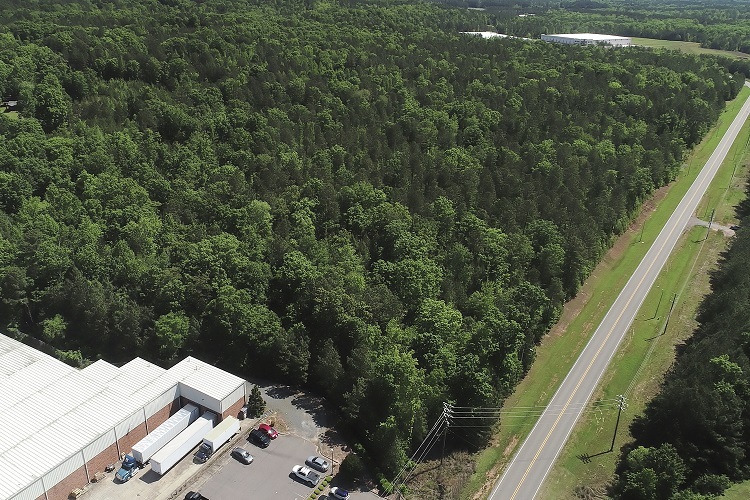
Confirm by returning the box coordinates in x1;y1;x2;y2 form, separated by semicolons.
196;433;322;498
83;384;379;500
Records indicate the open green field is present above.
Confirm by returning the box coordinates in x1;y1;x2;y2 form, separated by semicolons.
632;37;750;61
459;85;750;500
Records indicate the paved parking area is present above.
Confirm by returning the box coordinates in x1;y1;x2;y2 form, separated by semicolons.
196;433;321;498
82;383;379;500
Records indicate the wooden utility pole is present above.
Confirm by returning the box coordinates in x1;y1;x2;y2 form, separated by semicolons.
662;294;677;336
440;403;451;467
610;395;628;452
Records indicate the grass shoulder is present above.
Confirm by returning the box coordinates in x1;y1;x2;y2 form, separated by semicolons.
459;86;750;499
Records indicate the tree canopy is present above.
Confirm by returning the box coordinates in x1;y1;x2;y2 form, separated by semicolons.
0;0;744;481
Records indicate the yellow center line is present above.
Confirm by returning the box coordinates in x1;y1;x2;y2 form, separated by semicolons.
506;134;728;499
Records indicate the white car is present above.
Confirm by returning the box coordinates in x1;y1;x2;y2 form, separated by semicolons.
292;465;321;486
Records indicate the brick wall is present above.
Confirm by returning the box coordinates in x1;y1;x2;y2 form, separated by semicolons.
222;396;246;421
117;422;147;456
86;441;119;478
45;464;87;500
145;398;179;433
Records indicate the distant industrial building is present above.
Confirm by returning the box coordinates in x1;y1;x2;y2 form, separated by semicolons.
0;333;247;500
460;31;510;39
460;31;532;41
541;33;632;47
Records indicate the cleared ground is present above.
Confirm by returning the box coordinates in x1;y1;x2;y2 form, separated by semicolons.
632;37;750;60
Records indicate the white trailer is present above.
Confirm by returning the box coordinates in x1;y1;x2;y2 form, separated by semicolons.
131;404;199;464
150;411;217;475
202;416;240;454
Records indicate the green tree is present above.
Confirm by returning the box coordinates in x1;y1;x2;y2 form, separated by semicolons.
246;385;266;418
33;74;71;133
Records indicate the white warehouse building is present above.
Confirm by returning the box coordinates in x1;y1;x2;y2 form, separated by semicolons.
0;333;247;500
541;33;632;47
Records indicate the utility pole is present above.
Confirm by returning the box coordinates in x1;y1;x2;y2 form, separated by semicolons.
662;294;677;336
638;221;645;243
440;403;451;467
705;208;715;240
610;395;628;452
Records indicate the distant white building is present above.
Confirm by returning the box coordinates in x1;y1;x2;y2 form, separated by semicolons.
460;31;510;39
460;31;533;42
541;33;632;47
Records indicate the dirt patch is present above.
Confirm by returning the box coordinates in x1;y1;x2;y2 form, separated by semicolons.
262;411;290;434
503;435;519;458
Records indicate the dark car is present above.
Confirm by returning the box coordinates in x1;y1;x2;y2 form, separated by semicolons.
194;442;213;463
330;487;350;499
730;225;740;231
249;428;270;448
185;492;208;500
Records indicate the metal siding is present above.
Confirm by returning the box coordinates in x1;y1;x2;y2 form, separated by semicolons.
221;385;245;413
145;386;178;419
169;357;245;402
0;460;39;500
6;479;44;500
42;452;85;491
179;384;221;413
84;429;116;461
116;409;145;437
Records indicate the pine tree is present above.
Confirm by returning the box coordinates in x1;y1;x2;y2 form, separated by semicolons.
247;385;266;418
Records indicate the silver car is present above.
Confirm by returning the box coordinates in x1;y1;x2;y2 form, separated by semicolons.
306;455;330;472
231;447;254;465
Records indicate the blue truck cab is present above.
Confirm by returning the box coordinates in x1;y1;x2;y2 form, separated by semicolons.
116;454;140;482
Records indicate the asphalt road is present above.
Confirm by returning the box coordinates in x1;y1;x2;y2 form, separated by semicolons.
489;82;750;500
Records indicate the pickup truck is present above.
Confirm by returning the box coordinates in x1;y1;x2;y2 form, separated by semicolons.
116;454;140;482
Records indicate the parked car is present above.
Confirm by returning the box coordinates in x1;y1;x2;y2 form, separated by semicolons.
730;225;740;231
330;487;350;499
184;492;208;500
248;428;270;448
258;422;279;439
306;455;330;472
231;447;254;464
292;465;321;486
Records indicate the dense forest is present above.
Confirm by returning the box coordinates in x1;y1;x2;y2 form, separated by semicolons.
0;0;744;484
612;195;750;498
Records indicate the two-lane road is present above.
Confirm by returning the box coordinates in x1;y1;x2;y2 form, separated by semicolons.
490;82;750;500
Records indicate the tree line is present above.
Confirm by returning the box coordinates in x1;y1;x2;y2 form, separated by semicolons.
0;0;744;485
612;195;750;499
439;0;750;61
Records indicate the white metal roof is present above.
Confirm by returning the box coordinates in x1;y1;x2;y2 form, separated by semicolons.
80;359;120;382
0;334;245;499
168;356;245;401
545;33;629;41
460;31;509;39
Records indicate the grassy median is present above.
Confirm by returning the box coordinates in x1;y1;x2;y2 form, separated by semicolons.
461;85;750;500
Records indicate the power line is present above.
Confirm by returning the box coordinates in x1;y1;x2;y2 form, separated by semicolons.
390;399;622;496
